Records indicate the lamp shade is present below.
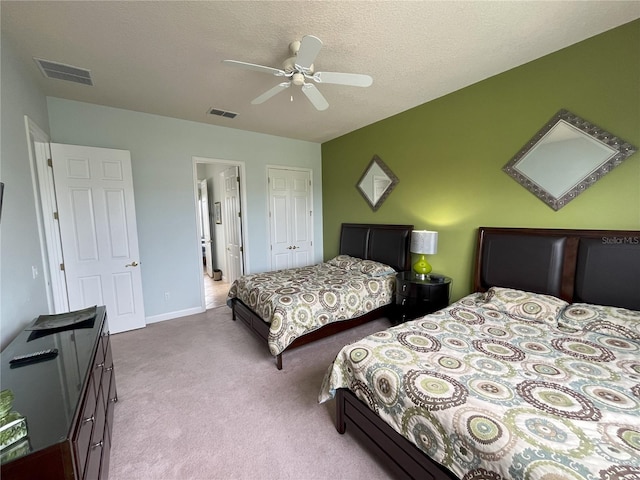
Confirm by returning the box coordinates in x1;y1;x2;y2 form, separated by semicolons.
410;230;438;255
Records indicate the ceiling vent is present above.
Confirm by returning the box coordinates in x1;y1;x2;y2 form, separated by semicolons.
208;108;238;119
34;58;94;86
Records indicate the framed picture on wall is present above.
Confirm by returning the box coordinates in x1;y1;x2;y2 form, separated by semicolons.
214;202;222;224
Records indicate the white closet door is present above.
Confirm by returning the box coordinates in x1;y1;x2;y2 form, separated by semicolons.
51;143;146;333
268;168;313;270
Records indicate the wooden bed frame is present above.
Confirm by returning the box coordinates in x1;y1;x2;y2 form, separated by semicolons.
335;227;640;480
230;223;413;369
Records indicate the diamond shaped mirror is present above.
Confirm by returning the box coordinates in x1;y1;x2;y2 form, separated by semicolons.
357;155;399;211
503;109;637;211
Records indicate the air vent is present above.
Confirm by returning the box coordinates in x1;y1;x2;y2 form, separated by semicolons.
34;58;93;86
208;108;238;119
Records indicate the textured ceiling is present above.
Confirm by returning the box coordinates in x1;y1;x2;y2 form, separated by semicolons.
2;1;639;143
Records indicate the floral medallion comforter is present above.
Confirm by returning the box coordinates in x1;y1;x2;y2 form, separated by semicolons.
227;256;396;356
319;288;640;480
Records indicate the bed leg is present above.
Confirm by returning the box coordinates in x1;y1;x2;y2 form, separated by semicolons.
336;390;346;434
275;354;282;370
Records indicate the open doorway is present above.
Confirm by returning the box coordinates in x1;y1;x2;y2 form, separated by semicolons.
193;157;247;310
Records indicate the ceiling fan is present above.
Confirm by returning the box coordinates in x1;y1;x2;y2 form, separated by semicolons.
222;35;373;111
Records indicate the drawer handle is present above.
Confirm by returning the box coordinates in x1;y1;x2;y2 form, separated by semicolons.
402;284;407;292
91;440;103;449
83;415;95;424
109;395;118;403
105;366;114;372
96;362;105;369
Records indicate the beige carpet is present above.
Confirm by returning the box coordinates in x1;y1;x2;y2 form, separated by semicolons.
109;306;398;479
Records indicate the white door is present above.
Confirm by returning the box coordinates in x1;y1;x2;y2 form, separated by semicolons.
25;116;69;313
200;179;214;278
268;168;313;270
50;144;146;333
222;166;244;283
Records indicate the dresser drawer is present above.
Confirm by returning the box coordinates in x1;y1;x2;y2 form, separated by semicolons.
73;375;97;477
83;385;106;479
395;272;451;323
106;361;118;418
100;335;115;409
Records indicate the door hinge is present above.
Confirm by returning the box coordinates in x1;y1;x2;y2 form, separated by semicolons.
53;211;59;220
60;263;65;271
240;246;243;252
236;176;240;183
238;212;241;218
47;158;53;167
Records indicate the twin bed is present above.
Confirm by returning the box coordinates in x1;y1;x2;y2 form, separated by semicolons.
320;227;640;479
227;223;412;369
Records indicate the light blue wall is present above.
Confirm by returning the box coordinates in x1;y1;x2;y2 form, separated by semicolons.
46;98;323;320
0;35;52;349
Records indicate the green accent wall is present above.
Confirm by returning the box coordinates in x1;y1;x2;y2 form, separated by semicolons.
322;20;640;302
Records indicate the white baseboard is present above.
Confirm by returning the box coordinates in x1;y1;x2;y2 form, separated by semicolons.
146;306;205;324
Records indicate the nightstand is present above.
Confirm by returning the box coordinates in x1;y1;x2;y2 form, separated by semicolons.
395;271;451;323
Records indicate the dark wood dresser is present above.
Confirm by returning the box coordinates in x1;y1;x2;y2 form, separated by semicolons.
0;306;116;479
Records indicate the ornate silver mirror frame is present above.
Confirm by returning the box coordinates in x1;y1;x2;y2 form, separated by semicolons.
503;109;637;211
356;154;399;211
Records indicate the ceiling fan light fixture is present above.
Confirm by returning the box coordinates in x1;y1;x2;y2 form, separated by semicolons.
292;73;305;86
289;40;301;55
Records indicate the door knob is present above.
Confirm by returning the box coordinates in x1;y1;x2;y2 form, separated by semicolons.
125;261;139;267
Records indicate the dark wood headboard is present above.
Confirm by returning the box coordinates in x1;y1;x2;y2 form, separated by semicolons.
474;227;640;310
339;223;413;273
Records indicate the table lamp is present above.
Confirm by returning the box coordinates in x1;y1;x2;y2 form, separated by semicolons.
411;230;438;279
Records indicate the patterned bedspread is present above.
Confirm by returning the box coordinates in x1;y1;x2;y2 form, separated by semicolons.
227;256;396;356
319;289;640;480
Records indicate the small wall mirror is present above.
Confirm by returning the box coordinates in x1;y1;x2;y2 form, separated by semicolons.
357;154;399;211
503;109;637;210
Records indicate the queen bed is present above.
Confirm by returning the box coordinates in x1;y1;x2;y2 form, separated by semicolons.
227;223;413;369
320;227;640;479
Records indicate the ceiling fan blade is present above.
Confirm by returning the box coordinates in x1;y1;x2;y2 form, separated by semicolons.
313;71;373;87
251;82;291;104
295;35;323;71
301;83;329;111
222;60;287;77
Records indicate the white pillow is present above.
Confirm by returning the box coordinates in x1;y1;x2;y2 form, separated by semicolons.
327;255;395;276
480;287;568;324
